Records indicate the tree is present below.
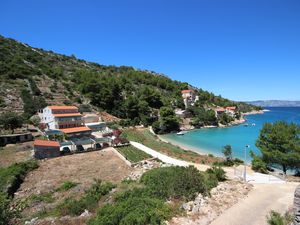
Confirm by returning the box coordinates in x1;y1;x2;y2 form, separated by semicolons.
222;145;233;161
256;121;300;174
0;112;23;134
153;107;179;134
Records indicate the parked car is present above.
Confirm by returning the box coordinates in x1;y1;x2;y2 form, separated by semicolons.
61;147;71;155
76;145;84;152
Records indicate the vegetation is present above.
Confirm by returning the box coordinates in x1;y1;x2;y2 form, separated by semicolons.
0;160;38;196
188;106;218;127
55;181;78;192
0;112;24;134
0;192;16;225
89;166;225;225
54;180;115;216
250;151;268;174
222;145;233;162
152;106;180;134
0;161;38;224
256;121;300;174
0;35;258;127
267;210;293;225
116;145;151;163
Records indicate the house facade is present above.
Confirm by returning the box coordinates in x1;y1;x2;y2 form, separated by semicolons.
39;106;84;130
181;90;196;109
34;139;60;159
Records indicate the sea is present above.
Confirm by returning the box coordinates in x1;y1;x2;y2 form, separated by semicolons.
163;107;300;163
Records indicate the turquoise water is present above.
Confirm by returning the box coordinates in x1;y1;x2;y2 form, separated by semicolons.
163;107;300;162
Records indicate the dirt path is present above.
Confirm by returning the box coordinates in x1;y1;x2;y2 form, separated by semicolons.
210;182;297;225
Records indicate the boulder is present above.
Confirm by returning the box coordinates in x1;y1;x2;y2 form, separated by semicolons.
293;185;300;225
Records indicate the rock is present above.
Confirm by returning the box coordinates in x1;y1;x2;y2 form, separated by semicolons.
79;209;90;217
293;185;300;225
181;201;193;211
25;217;38;225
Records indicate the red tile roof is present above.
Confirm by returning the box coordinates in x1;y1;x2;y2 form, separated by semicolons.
216;107;226;112
181;90;194;94
60;126;91;134
48;106;78;110
53;113;82;118
34;139;60;147
226;106;236;111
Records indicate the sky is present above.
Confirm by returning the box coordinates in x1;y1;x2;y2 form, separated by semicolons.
1;0;300;101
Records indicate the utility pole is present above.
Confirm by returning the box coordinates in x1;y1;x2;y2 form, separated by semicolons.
244;145;250;182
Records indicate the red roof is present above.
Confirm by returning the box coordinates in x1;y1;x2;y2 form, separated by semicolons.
60;126;91;134
53;113;82;118
34;139;60;147
216;107;226;112
226;106;236;111
48;106;78;110
181;90;194;94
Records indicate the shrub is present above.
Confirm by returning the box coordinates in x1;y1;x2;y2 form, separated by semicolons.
251;152;268;174
141;166;208;200
206;166;226;182
0;192;16;225
88;196;172;225
0;161;39;196
55;181;78;192
56;180;115;216
267;210;293;225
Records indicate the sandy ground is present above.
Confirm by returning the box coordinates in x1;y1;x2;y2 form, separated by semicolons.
210;182;298;225
16;148;133;199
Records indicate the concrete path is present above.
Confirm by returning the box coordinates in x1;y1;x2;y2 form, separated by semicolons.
210;182;297;225
130;141;189;167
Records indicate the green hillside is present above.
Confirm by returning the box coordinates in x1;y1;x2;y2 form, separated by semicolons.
0;35;259;130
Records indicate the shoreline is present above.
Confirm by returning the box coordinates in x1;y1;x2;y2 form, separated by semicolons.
157;109;265;162
157;134;223;158
179;109;265;132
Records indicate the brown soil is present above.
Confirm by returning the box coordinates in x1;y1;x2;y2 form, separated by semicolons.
15;148;133;221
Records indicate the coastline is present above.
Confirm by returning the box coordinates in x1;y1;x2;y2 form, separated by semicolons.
157;109;265;160
157;133;223;157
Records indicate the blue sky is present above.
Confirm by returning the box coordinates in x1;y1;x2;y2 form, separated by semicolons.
1;0;300;101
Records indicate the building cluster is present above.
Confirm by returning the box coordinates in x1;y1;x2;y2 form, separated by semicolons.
34;105;120;159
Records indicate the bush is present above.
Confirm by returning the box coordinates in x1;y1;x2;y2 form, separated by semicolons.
89;166;222;225
141;166;209;200
56;180;115;216
206;166;227;182
88;196;172;225
55;181;78;192
0;192;16;225
267;210;293;225
0;161;39;196
251;152;268;174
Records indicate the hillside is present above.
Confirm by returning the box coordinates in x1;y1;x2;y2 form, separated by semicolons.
248;100;300;107
0;35;258;125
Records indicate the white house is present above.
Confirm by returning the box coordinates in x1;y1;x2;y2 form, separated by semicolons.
38;106;84;130
181;90;197;108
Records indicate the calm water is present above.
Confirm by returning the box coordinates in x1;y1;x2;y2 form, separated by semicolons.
163;107;300;162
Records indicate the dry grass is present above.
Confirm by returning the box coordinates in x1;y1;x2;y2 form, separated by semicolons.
0;142;33;168
14;148;133;221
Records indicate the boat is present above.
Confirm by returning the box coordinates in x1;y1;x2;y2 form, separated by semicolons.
176;131;187;135
244;123;249;127
252;123;256;126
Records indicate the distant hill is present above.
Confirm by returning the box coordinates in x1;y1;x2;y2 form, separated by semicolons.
248;100;300;107
0;35;258;125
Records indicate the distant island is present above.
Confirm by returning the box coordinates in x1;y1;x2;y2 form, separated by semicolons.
248;100;300;107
